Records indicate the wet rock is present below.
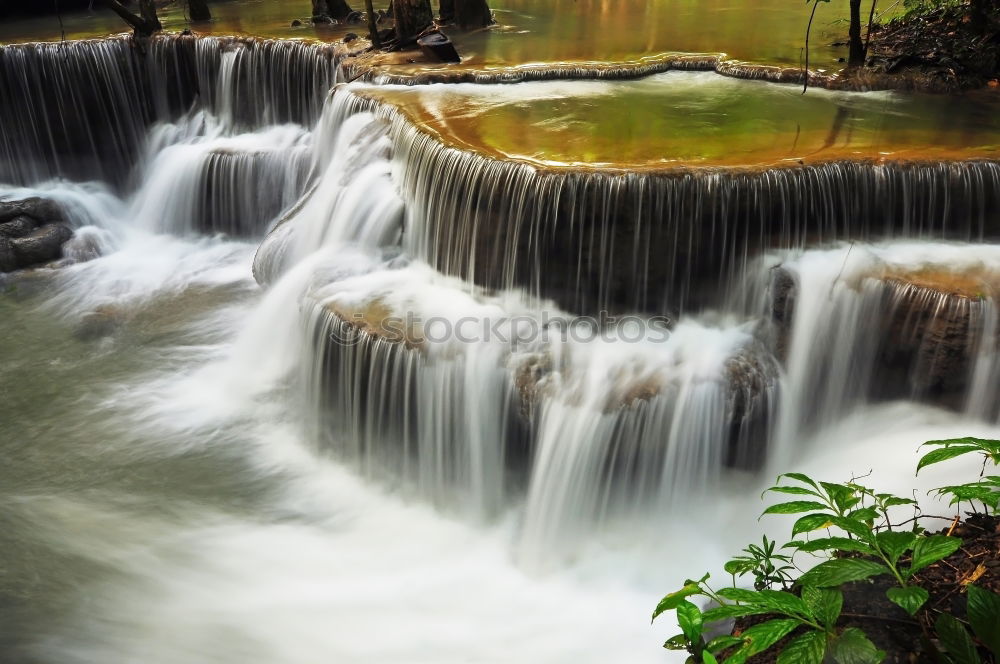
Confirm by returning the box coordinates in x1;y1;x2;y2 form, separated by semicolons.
417;31;461;63
0;197;63;224
291;19;303;27
312;14;335;24
11;223;73;268
725;343;780;471
0;237;17;272
766;266;797;362
75;305;124;341
343;32;358;42
0;215;38;239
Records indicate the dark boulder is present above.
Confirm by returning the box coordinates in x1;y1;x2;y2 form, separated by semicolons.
417;31;461;63
10;224;74;269
0;197;63;225
0;237;17;273
0;215;38;239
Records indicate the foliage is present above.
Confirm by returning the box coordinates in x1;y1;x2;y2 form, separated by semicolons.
652;439;1000;664
918;437;1000;515
724;536;796;591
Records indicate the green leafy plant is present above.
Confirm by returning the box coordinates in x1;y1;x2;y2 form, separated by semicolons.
724;535;796;590
766;473;960;616
918;438;1000;515
653;575;884;664
932;585;1000;664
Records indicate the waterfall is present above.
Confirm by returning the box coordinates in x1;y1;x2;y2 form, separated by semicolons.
761;243;1000;457
309;89;1000;315
0;35;343;188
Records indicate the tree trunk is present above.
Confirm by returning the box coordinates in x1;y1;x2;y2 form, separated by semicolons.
970;0;993;33
138;0;161;31
454;0;491;29
393;0;434;45
326;0;356;20
188;0;211;21
364;0;381;47
100;0;160;36
848;0;864;67
439;0;455;23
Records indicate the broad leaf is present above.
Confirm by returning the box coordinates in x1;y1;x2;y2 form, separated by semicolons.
886;586;929;616
779;473;821;490
776;630;827;664
916;446;982;473
875;531;916;566
798;559;888;588
935;613;981;664
756;589;812;618
967;585;1000;656
828;516;875;542
717;587;763;604
801;585;843;629
653;581;703;621
792;513;837;537
763;501;831;516
793;537;874;555
706;635;745;653
724;559;759;576
704;652;720;664
830;627;886;664
768;486;821;497
820;482;860;513
909;535;961;576
663;634;689;650
676;600;703;644
724;619;800;664
702;604;773;622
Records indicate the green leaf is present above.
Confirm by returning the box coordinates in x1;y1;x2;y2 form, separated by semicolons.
909;535;962;576
820;482;861;513
792;537;875;555
763;501;831;516
724;619;800;664
653;581;704;622
798;559;888;588
801;586;843;629
828;516;875;541
776;630;827;664
967;585;1000;657
756;589;812;618
916;446;982;474
847;507;880;523
792;513;836;537
875;531;917;566
885;586;929;616
706;635;745;653
879;496;917;508
830;627;886;664
717;587;763;604
663;634;689;650
676;600;703;644
704;652;720;664
701;604;772;622
724;559;759;576
935;613;981;664
767;486;822;497
779;473;821;490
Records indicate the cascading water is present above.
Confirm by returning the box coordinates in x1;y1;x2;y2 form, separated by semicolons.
3;29;1000;664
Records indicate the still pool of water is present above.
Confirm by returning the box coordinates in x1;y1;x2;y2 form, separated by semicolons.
1;0;872;72
359;72;1000;168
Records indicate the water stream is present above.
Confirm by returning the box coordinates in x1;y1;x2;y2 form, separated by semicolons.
1;27;998;664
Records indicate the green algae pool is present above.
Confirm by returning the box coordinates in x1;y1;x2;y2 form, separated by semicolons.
1;0;875;72
357;72;1000;169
